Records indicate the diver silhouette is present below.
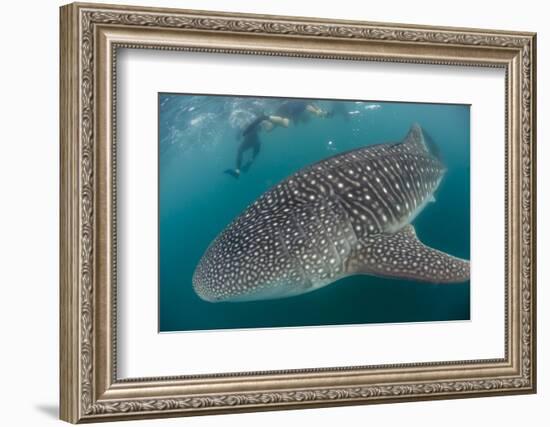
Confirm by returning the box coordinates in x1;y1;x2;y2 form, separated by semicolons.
224;114;287;179
223;101;328;179
274;100;327;124
325;101;350;121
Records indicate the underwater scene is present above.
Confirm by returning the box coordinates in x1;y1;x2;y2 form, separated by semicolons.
159;93;470;332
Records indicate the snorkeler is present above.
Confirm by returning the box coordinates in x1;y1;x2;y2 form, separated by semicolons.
224;113;288;179
325;101;350;121
223;100;328;179
274;100;328;124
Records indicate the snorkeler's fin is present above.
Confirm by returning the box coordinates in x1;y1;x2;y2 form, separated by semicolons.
224;169;240;179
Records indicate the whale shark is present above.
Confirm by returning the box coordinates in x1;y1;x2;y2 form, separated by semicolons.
193;124;469;302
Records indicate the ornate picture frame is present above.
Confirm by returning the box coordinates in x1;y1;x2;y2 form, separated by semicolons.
60;2;536;423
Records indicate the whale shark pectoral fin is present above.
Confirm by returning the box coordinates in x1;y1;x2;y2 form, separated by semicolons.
351;225;470;283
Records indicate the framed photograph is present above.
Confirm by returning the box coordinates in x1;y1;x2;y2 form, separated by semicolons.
60;2;537;423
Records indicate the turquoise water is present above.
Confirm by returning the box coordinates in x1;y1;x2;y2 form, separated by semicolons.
159;94;470;332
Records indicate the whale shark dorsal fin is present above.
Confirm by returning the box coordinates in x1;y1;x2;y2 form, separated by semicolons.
350;225;470;283
402;123;429;153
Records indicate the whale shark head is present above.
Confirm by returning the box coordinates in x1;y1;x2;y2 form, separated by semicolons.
192;209;313;302
193;124;468;303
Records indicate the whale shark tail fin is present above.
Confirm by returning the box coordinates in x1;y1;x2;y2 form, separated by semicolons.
224;169;240;179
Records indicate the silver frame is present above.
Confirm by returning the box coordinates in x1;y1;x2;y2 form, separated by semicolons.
60;2;536;423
